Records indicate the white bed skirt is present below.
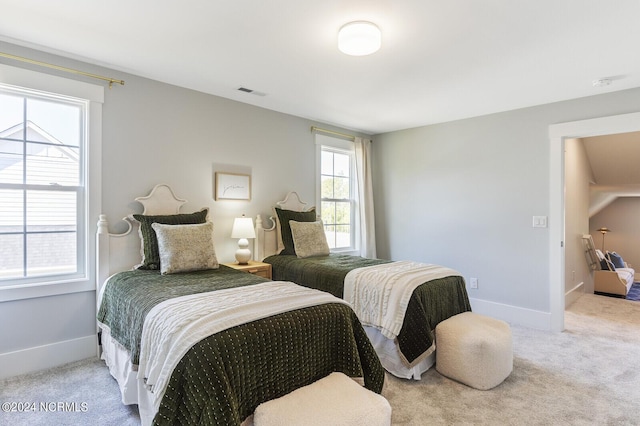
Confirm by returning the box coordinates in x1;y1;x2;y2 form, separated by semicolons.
100;325;256;426
364;326;434;380
99;326;156;426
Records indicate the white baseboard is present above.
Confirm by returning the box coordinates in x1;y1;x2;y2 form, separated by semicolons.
469;297;551;330
0;334;98;380
565;282;585;308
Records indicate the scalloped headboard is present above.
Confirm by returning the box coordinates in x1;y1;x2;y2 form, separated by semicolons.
96;184;190;295
254;191;315;260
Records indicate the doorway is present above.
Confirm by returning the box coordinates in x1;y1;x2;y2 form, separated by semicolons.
549;111;640;332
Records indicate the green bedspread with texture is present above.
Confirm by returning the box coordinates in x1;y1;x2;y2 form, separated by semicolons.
97;266;384;425
264;254;472;365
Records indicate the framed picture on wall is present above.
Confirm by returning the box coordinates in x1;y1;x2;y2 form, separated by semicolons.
215;172;251;200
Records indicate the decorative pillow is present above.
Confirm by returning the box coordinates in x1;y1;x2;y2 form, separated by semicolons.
274;207;317;255
606;251;626;269
132;208;208;270
600;258;616;271
151;222;219;274
290;220;330;258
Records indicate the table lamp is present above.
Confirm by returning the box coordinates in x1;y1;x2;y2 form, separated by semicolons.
231;215;256;264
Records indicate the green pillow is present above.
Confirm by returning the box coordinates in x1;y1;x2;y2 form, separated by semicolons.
132;208;208;270
275;207;317;256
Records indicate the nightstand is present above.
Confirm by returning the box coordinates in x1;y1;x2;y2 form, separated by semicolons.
223;260;272;280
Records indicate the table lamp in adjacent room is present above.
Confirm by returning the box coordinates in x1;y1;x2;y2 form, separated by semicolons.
231;215;256;264
597;227;610;251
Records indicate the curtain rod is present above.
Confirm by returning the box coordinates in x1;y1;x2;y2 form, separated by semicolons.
310;126;355;141
0;52;125;88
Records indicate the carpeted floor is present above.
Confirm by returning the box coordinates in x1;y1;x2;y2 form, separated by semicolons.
1;293;638;425
626;282;640;301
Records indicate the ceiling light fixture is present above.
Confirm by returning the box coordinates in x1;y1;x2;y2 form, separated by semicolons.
338;21;381;56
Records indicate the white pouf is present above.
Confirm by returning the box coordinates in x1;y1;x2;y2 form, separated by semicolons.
435;312;513;390
253;372;391;426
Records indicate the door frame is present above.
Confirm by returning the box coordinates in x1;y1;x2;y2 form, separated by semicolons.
549;111;640;332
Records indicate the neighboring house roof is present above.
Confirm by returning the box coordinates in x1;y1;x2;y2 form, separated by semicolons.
0;120;80;227
0;120;79;165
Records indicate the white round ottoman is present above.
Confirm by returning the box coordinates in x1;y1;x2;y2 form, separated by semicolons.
435;312;513;390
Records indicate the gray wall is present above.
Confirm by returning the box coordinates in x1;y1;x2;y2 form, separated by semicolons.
373;88;640;315
590;197;640;270
3;37;640;375
0;41;369;373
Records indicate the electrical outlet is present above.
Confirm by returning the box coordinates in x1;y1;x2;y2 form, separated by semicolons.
470;277;478;289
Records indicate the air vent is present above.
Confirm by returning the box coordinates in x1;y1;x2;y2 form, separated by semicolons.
592;78;612;87
237;87;267;96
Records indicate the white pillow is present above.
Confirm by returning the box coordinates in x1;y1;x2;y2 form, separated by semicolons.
289;220;330;258
151;222;219;274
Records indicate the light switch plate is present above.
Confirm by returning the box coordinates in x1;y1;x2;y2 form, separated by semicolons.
533;216;548;228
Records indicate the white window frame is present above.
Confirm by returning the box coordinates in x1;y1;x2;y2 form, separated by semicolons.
0;64;103;302
315;133;358;254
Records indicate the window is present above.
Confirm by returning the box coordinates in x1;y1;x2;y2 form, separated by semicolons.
317;134;357;251
0;87;87;284
0;63;103;300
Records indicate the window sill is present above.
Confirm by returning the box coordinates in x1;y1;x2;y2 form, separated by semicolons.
331;248;359;256
0;278;93;302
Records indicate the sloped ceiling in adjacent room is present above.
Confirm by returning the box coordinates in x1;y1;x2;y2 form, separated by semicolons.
583;131;640;216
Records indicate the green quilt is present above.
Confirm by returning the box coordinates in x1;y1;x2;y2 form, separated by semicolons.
264;254;472;365
97;266;384;425
97;266;268;365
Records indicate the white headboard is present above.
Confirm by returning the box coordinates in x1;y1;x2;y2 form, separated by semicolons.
254;191;314;260
96;184;188;294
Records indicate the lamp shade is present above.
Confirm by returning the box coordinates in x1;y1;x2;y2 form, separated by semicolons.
597;227;610;234
338;21;382;56
231;216;256;239
231;216;255;264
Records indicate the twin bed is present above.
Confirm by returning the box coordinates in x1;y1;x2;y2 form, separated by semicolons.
96;185;384;426
96;185;471;424
254;192;471;379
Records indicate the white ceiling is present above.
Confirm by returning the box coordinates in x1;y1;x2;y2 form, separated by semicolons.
1;1;639;135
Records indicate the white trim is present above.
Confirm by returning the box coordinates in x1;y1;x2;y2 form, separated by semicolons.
0;334;97;379
549;111;640;332
565;282;585;308
315;134;358;252
0;63;104;102
0;64;103;301
469;297;550;330
0;280;93;302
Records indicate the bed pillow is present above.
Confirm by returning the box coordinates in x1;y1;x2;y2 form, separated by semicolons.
272;206;317;254
151;222;219;274
600;258;616;271
275;207;317;255
606;251;626;269
132;208;209;270
290;220;330;258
